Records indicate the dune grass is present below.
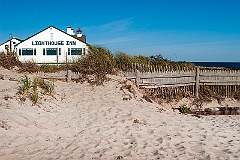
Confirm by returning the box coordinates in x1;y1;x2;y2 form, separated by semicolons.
1;46;195;86
18;75;55;105
1;46;195;74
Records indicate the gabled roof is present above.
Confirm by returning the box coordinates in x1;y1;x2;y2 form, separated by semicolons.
72;35;87;43
15;25;88;46
0;38;23;46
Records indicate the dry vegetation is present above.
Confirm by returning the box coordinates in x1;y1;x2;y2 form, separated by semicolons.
0;46;238;107
17;75;55;105
0;46;195;76
141;86;194;104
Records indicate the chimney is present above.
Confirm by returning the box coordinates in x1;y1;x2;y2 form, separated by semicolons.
67;27;74;35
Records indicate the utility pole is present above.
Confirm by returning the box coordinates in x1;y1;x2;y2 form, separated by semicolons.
9;34;13;53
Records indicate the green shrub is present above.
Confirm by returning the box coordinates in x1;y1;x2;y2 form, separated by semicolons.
115;52;134;71
29;91;38;105
18;61;39;73
178;105;190;114
18;75;32;95
41;80;55;96
0;53;22;69
133;55;151;65
69;45;116;85
32;78;38;92
39;64;66;73
150;54;169;65
18;76;55;105
35;77;54;96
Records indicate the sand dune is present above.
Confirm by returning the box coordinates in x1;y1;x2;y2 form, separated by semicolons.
0;68;240;159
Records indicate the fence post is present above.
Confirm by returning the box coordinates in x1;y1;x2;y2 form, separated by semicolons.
195;67;200;98
238;85;240;101
67;70;72;82
136;69;140;87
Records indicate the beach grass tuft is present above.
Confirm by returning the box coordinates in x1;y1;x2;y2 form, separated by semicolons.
18;75;54;105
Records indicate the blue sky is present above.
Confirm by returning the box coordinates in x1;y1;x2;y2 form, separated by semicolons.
0;0;239;62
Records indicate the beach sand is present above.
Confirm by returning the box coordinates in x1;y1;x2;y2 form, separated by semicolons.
0;68;240;160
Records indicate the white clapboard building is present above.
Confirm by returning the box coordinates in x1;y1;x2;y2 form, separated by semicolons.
1;26;88;64
0;37;22;54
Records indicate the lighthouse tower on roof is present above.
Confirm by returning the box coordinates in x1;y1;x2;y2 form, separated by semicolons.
77;28;82;37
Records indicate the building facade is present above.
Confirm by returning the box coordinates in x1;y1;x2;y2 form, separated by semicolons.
0;37;22;54
1;26;88;64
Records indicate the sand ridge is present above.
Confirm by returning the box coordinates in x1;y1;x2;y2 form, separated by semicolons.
0;69;240;159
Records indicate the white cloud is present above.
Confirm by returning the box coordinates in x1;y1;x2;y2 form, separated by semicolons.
83;18;133;34
137;40;240;50
93;35;137;47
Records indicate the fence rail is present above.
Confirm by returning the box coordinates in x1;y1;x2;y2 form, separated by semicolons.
123;68;240;98
123;69;240;86
199;70;240;85
3;67;237;98
33;70;80;82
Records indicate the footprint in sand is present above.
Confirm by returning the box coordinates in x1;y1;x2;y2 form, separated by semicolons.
190;145;205;154
129;138;136;145
175;143;185;152
156;137;163;144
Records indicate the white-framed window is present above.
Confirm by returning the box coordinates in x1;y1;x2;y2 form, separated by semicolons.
22;48;33;55
46;48;57;55
71;48;82;55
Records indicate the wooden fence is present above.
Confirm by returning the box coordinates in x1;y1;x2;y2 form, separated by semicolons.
34;70;80;82
123;67;240;98
14;67;239;98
